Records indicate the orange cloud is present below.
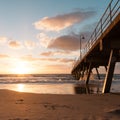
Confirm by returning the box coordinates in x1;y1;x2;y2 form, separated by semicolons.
44;64;71;73
40;51;53;56
40;51;71;56
0;36;8;43
8;40;23;49
0;54;10;58
59;58;74;63
20;55;74;64
34;10;96;31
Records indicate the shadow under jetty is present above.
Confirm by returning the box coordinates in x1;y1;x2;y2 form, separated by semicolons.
74;84;101;94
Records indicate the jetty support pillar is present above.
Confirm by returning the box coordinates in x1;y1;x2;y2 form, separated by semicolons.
86;63;92;84
102;49;117;93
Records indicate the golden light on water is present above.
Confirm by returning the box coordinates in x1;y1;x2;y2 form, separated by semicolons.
17;84;25;92
1;84;75;94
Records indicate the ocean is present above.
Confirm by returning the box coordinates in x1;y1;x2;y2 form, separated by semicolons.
0;74;119;94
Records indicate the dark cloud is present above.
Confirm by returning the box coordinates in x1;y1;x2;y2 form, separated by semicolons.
48;35;79;51
48;32;91;51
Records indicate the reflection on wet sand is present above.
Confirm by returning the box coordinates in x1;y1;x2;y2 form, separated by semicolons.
0;83;102;94
74;84;101;94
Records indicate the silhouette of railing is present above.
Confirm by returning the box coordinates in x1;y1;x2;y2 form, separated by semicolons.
72;0;120;70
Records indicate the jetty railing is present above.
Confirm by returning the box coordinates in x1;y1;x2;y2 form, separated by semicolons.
72;0;120;70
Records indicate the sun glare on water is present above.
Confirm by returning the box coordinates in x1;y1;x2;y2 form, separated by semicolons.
17;84;25;92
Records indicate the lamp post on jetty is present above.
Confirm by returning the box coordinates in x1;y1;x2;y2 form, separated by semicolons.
80;34;85;60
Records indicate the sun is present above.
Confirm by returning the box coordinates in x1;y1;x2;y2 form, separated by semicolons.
12;61;30;74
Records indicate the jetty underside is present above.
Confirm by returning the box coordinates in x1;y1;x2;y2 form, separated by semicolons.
71;2;120;93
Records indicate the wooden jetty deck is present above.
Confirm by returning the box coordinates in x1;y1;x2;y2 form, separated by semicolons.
71;0;120;93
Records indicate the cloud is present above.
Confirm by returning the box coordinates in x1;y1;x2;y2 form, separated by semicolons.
8;40;23;49
47;30;92;51
20;55;39;62
48;35;79;51
20;55;58;62
40;50;72;56
82;22;97;32
0;36;8;43
24;40;37;49
41;58;58;62
48;34;81;51
37;31;92;51
20;54;74;64
59;58;74;63
34;10;96;31
40;51;53;56
41;58;74;63
37;33;51;47
0;54;10;58
17;54;74;74
44;64;71;73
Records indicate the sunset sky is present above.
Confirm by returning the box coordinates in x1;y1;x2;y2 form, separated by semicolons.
0;0;113;74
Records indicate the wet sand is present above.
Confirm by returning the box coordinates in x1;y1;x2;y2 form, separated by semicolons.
0;89;120;120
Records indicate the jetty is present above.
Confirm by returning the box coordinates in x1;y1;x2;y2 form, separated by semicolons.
71;0;120;93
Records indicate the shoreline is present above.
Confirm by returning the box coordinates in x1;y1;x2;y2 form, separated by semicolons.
0;89;120;120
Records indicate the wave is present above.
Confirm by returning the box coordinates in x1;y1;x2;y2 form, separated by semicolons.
0;74;119;84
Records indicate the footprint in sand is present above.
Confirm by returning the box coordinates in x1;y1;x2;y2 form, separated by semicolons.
43;103;74;110
15;99;24;104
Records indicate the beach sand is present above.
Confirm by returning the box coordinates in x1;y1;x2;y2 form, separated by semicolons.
0;90;120;120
